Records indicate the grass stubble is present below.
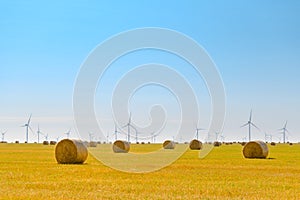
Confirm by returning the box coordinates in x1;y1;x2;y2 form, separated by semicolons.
0;143;299;199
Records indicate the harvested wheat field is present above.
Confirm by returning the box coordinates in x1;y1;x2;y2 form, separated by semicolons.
0;143;299;199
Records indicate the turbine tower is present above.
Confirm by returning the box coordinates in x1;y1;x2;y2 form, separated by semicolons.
89;132;94;142
195;127;205;140
37;124;42;143
215;132;220;141
65;128;71;139
106;131;109;143
241;110;260;141
21;114;33;143
220;135;225;142
151;132;156;143
1;130;7;142
122;113;135;143
278;121;289;143
113;123;121;141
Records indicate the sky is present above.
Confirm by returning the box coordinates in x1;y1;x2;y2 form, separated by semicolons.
0;1;299;143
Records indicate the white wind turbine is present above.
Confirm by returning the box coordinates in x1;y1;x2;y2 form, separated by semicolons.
113;123;121;141
278;121;290;143
44;133;48;141
195;126;205;140
36;124;43;143
220;134;225;142
215;131;220;141
21;114;34;143
89;132;94;142
151;132;156;143
65;128;71;139
122;113;136;143
241;110;260;141
264;132;273;143
1;130;7;142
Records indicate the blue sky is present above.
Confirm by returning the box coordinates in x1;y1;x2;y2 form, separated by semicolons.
0;1;299;142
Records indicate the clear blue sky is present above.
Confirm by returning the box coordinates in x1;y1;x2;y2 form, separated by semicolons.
0;1;299;142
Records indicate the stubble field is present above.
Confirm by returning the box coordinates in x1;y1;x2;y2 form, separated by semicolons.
0;143;299;199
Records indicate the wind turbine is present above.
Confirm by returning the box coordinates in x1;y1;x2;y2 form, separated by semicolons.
21;114;33;143
220;135;225;142
89;132;94;142
113;123;121;141
36;124;43;143
278;121;289;143
65;128;71;139
242;136;247;142
106;131;110;143
195;127;205;140
1;130;7;142
151;132;156;143
264;132;272;143
122;113;136;143
241;110;260;141
215;132;220;141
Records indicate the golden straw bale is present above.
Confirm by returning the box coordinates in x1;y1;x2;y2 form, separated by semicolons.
163;140;175;149
112;140;130;153
55;139;88;164
189;139;202;150
243;141;269;159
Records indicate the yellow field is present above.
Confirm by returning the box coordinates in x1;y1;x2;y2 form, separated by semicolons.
0;143;299;199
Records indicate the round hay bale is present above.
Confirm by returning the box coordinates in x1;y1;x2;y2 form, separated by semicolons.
289;143;293;146
50;141;57;145
15;141;19;144
89;141;97;147
213;141;221;147
189;139;202;150
163;140;175;149
243;141;269;159
55;139;88;164
271;142;276;146
112;140;130;153
241;142;247;146
43;141;49;145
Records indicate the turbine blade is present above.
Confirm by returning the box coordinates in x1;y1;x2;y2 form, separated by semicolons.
284;121;288;129
129;125;137;131
240;123;249;128
29;126;35;135
249;110;252;122
251;122;260;131
129;112;132;124
27;114;32;124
